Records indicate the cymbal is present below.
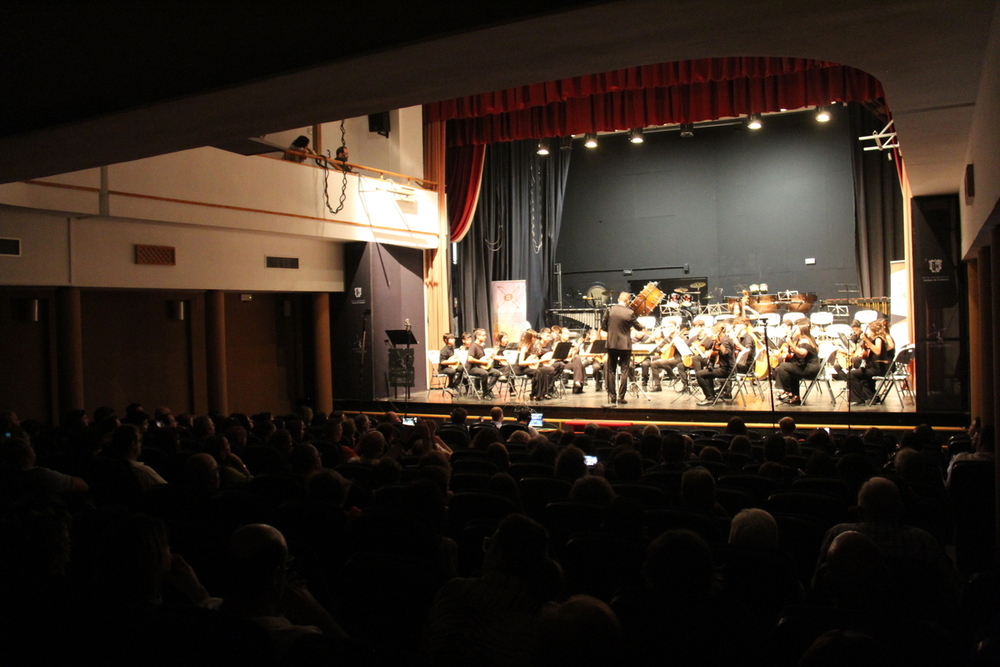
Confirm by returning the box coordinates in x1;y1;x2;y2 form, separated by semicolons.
674;287;688;293
689;282;707;288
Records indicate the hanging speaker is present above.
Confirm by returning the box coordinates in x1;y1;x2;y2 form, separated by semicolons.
368;112;390;138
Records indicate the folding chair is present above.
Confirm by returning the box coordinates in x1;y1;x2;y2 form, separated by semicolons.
504;350;532;399
426;350;451;397
708;348;749;406
732;348;767;404
868;344;915;406
800;348;838;406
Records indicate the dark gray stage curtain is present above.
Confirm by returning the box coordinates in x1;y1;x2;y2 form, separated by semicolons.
851;103;904;298
453;139;571;334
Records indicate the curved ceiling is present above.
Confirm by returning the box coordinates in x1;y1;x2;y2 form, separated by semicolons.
2;0;996;195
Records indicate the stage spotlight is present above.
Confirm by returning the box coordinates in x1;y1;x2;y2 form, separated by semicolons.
815;106;831;122
746;113;762;130
679;123;694;138
537;139;550;155
584;133;598;148
628;128;644;143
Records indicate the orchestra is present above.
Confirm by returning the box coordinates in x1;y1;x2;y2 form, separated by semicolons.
437;283;897;407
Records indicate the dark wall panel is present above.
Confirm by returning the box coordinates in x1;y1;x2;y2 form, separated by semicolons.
81;290;194;415
556;108;857;305
225;292;300;416
0;288;54;423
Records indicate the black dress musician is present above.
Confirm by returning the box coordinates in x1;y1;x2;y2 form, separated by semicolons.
640;329;669;390
847;320;895;404
832;319;865;381
601;292;646;404
568;330;604;392
773;323;821;405
515;330;556;401
696;324;736;404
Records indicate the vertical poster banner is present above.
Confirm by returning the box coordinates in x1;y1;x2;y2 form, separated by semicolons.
491;280;528;342
889;259;910;347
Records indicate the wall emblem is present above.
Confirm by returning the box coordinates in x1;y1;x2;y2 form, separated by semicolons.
928;259;943;274
354;287;363;298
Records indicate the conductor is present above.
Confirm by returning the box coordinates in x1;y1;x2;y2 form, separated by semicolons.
601;291;646;404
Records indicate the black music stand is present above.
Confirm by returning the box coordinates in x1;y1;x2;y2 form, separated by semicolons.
386;329;418;417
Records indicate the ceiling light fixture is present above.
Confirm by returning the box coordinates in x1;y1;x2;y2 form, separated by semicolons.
628;128;644;143
584;133;598;148
815;106;831;122
746;113;762;130
537;138;550;155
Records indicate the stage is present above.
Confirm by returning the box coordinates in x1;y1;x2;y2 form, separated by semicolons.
362;376;968;433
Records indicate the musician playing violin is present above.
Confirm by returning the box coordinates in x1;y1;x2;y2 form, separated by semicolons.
696;323;736;405
773;323;821;406
847;320;895;404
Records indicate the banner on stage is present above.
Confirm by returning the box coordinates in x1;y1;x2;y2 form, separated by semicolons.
491;280;527;340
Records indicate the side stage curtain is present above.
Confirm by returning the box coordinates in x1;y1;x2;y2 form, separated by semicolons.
426;58;885;147
851;104;904;298
446;144;486;242
452;140;572;335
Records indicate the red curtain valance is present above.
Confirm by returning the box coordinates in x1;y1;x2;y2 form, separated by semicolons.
425;57;885;147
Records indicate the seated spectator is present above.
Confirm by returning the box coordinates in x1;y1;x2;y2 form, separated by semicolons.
570;476;616;506
532;595;623;667
724;415;748;437
680;467;727;518
283;135;315;162
109;424;167;491
0;437;88;503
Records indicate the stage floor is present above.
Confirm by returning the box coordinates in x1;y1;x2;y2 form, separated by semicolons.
372;377;968;432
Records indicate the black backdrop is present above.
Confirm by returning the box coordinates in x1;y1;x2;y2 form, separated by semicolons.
556;106;860;308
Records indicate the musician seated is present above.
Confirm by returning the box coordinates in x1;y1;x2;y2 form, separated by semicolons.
567;329;605;393
641;329;669;390
438;333;464;393
773;323;821;406
696;324;736;405
467;328;502;399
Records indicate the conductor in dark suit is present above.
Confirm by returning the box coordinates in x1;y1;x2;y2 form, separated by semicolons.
601;291;645;404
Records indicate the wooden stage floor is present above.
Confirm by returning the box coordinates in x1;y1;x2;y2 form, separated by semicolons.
362;378;968;433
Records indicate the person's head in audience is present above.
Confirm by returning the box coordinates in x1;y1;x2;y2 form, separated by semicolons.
822;530;885;610
836;434;865;458
612;431;634;450
806;428;833;451
296;405;314;425
559;429;577;449
805;450;836;477
583;423;598;436
0;437;35;470
450;407;468;427
483;514;562;599
728;434;751;454
612;448;643;482
534;595;622;667
555;446;587;482
638;434;662;461
507;429;531;446
268;429;294;455
306;469;350;508
763;433;787;462
225;523;291;615
699;445;723;463
913;423;940;451
153;406;176;429
192;415;215;439
253;420;277;442
725;416;748;436
758;461;785;482
517;410;533;426
644;529;713;600
861;427;885;447
681;434;695;458
729;508;779;551
340;419;357;445
573;434;595;455
680;467;717;513
472;427;502;450
594;426;614;442
223;425;247;452
486;472;522;511
356;431;386;462
778;416;796;437
353;413;370;435
857;477;903;524
323;418;343;444
662;433;686;463
893;447;925;483
570;476;616;505
285;419;305;443
415;464;450;499
485;442;510;471
490;406;504;424
373;457;401;488
290;443;323;476
109;423;143;460
528;438;558;465
184;452;221;492
409;420;436;455
784;436;801;455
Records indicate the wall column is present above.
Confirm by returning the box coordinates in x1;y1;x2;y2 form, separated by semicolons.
967;259;982;423
312;292;334;414
979;245;994;427
205;290;228;415
55;286;85;413
423;119;451;373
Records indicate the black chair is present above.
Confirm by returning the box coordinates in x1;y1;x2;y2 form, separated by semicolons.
717;473;777;507
335;462;375;488
449;472;493;493
640;469;685;504
446;492;516;536
644;507;724;543
449;448;487;461
690;460;730;480
450;458;500;475
766;490;847;529
561;532;648;602
500;422;530;441
437;426;471;449
791;476;850;503
508;461;555;480
949;460;997;575
542;500;606;553
518;476;571;520
611;482;671;507
715;487;756;516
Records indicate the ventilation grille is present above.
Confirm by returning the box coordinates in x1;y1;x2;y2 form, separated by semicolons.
0;238;21;256
135;244;176;265
266;256;299;269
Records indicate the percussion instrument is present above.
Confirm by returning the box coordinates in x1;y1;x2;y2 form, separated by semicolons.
749;283;760;294
753;293;779;313
629;282;666;317
674;287;688;293
690;282;707;288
